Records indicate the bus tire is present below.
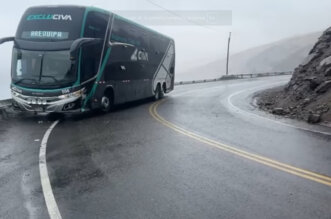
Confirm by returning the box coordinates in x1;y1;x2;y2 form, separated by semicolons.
101;93;113;112
154;84;164;100
162;83;167;94
160;85;164;98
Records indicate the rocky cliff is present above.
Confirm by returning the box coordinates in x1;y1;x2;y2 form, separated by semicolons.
257;27;331;124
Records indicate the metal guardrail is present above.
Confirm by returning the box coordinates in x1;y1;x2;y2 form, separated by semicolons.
0;99;12;119
0;99;12;108
175;71;293;85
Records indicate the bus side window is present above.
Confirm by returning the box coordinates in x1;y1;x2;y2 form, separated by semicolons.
84;12;109;38
81;11;109;82
149;36;159;55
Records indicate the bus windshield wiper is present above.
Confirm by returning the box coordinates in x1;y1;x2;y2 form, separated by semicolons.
14;78;39;85
40;75;60;83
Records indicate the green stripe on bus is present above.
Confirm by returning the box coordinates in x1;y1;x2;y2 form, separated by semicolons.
75;48;82;86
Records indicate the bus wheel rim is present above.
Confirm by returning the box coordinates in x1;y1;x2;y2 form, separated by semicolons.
102;96;110;109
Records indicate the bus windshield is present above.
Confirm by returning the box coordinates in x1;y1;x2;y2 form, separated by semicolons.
11;48;76;88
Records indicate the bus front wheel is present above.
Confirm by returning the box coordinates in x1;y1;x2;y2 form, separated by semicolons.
101;95;113;112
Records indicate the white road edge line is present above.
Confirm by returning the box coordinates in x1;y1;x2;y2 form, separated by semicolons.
39;120;62;219
226;82;331;136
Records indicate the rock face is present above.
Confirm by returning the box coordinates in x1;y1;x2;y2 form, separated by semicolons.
272;107;288;115
257;27;331;123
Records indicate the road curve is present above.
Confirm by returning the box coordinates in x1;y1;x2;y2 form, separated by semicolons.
0;75;330;219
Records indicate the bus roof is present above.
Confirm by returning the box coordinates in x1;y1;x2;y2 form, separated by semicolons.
26;5;174;41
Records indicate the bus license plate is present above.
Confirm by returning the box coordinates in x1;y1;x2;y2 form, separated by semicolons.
33;106;44;112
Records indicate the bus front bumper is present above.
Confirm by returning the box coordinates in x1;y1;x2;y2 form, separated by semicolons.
11;92;83;113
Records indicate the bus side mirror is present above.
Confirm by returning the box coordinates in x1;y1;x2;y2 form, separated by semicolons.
70;38;102;60
0;37;15;45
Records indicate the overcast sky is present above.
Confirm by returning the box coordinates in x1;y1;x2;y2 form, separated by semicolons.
0;0;331;99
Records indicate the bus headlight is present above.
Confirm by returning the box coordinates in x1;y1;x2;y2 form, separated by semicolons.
11;90;20;97
58;89;84;99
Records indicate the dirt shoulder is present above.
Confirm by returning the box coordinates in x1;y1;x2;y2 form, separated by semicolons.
255;85;330;124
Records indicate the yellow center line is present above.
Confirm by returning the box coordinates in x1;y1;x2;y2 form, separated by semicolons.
149;100;331;187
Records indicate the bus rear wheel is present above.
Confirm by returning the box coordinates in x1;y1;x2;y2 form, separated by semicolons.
154;84;164;100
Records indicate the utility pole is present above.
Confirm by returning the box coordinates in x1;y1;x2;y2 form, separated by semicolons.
226;32;231;75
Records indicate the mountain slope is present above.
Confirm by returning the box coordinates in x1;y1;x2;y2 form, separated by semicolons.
177;32;321;81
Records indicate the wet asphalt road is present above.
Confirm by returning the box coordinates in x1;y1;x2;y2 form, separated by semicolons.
0;76;331;219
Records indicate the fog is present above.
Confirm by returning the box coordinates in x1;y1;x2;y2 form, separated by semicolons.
1;0;331;99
